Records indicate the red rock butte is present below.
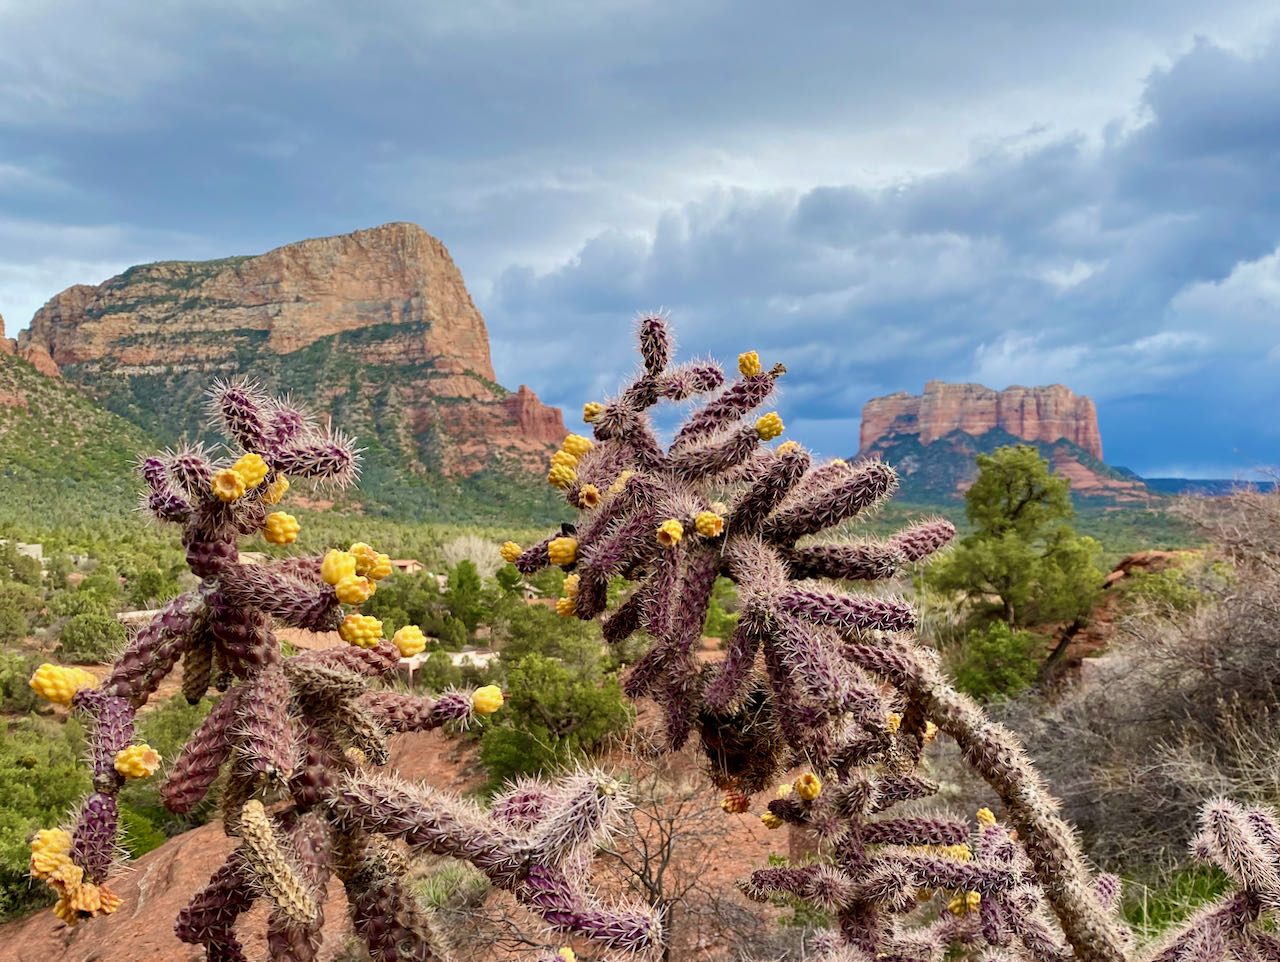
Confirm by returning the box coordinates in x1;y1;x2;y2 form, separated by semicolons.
15;222;567;476
860;380;1103;459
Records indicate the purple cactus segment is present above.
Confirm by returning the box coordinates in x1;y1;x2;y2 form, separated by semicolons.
211;380;272;453
640;542;683;640
71;792;119;883
186;537;237;578
140;455;169;492
291;639;401;678
147;490;193;524
740;865;826;902
861;817;970;847
727;446;811;536
870;775;939;811
1245;808;1280;855
183;636;215;704
289;724;348;811
267;813;331;962
1198;801;1280;904
671;547;722;654
638;314;670;376
162;687;244;813
703;618;762;711
167;446;215;499
266;401;311;450
779;587;916;634
623;645;667;700
518;864;662;954
103;594;197;702
360;690;473;732
580;510;659;582
667;425;760;483
236;666;296;781
208;603;277;677
1095;874;1123;913
888;518;957;562
346;869;440;962
274;429;360;488
602;590;645;643
573;569;610;620
175;851;257;949
893;855;1017;897
769;611;851;710
762;460;899;544
515;534;555;575
782;543;903;582
659;361;725;400
491;781;552;831
220;565;342;633
529;772;623;865
671;372;776;449
80;692;135;781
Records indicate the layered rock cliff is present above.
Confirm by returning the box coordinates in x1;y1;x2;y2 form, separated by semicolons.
0;310;59;377
860;381;1103;459
858;382;1147;502
17;223;566;491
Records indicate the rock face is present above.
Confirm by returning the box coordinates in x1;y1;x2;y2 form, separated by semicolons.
0;309;59;376
17;223;564;476
858;381;1147;502
860;381;1103;459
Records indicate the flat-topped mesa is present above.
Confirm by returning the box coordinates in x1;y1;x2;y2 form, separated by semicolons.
860;380;1103;459
16;222;564;476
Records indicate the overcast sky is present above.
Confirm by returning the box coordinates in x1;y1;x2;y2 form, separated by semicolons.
2;1;1278;477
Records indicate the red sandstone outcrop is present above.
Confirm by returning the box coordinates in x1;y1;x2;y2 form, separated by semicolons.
860;381;1102;459
0;310;59;377
17;223;562;474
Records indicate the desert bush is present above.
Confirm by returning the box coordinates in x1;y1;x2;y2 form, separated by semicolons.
946;621;1045;701
55;611;127;663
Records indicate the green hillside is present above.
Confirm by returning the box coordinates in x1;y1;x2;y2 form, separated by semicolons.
0;353;161;525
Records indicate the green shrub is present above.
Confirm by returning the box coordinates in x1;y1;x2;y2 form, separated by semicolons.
414;650;463;692
56;612;128;664
947;622;1044;702
120;694;216;836
118;804;168;858
0;652;45;714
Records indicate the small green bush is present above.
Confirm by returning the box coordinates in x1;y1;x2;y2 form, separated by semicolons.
947;621;1044;702
56;612;128;664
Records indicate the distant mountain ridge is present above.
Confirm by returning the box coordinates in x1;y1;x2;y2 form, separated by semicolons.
858;382;1149;503
14;223;570;521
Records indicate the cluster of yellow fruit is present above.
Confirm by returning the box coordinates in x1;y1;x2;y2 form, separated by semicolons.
759;772;823;828
555;574;581;618
546;433;595;490
323;543;391;605
30;829;123;926
207;452;299;545
884;712;939;743
911;809;998;914
28;663;98;706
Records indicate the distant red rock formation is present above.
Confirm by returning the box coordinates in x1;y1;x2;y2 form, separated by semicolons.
860;380;1102;459
17;223;563;475
0;310;59;377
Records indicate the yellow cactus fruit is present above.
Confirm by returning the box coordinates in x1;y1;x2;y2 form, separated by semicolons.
577;483;601;509
976;807;997;827
231;452;269;488
562;573;581;597
555;596;577;617
923;721;938;743
776;782;794;799
934;843;973;862
558;949;576;962
551;450;579;470
562;433;594;457
500;541;523;564
472;685;504;715
263;474;290;504
321;549;357;586
29;664;99;707
710;500;729;515
832;457;848;468
694;511;725;537
886;711;902;734
794;773;822;800
738;350;762;376
45;858;83;892
98;885;123;915
656;519;684;548
392;625;427;658
967;891;982;912
755;411;784;441
947;893;966;916
210;467;247;503
761;812;783;830
68;881;102;913
777;440;801;455
29;829;73;878
350;543;393;581
608;470;635;495
720;791;750;814
582;401;604;423
335;574;376;605
339;613;383;649
548;463;577;489
263;511;300;545
548;536;578;566
114;744;161;779
52;896;78;925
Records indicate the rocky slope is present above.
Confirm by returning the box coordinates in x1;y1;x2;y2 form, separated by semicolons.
16;223;567;520
0;311;58;377
858;382;1148;503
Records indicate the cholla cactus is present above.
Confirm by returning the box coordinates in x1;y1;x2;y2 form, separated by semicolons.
508;315;955;779
25;382;643;961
